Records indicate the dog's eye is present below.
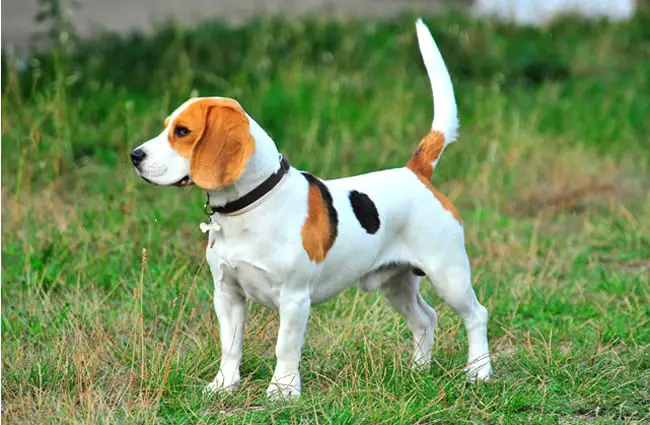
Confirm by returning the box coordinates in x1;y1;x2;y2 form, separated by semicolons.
174;126;191;138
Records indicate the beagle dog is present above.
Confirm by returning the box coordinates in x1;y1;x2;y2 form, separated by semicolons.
131;19;492;399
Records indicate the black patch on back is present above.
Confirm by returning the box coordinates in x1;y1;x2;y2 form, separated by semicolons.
302;172;338;246
348;190;380;234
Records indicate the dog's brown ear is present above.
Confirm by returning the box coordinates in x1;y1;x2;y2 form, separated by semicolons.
190;99;255;190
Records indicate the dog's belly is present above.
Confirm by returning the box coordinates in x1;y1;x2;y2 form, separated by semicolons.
223;258;369;308
308;282;348;305
227;262;355;308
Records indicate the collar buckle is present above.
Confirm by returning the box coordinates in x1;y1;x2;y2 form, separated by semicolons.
203;197;214;217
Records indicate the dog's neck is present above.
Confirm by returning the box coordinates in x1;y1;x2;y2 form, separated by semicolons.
205;116;282;209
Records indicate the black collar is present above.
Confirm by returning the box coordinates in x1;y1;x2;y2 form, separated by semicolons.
204;155;290;216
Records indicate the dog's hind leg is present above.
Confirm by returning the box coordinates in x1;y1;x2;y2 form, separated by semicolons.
381;270;438;367
417;249;492;382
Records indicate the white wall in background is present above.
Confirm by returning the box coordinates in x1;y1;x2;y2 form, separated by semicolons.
473;0;636;25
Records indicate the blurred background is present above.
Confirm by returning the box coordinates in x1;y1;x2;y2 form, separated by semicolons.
2;1;649;424
2;0;641;52
3;0;465;52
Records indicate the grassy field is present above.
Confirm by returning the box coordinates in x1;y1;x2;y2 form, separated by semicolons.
2;10;650;425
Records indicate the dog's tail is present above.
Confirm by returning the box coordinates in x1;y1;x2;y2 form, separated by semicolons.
406;18;458;180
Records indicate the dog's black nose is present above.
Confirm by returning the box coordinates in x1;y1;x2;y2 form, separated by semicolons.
130;149;146;167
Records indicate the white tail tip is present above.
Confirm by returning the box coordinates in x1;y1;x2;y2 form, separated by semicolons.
415;18;459;144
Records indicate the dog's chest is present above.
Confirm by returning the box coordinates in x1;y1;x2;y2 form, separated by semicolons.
207;227;283;309
227;261;281;309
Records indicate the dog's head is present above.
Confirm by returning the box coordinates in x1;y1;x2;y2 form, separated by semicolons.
130;97;255;190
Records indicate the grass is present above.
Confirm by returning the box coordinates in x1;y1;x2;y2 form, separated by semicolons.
2;10;650;425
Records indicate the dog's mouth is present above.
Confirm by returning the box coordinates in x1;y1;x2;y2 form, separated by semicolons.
173;175;193;187
136;173;193;187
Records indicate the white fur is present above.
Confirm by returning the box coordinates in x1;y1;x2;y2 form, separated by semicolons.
473;0;635;26
416;18;458;145
132;19;492;400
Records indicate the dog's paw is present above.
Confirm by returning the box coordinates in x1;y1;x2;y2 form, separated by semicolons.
412;353;432;370
203;369;240;394
266;374;301;401
465;358;492;383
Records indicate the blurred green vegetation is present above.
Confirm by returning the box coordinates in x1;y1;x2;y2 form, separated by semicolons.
3;12;649;182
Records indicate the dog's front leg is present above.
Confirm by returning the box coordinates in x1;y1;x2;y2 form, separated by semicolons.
205;273;246;394
267;289;310;400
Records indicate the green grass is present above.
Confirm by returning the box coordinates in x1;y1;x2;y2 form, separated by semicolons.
2;11;650;425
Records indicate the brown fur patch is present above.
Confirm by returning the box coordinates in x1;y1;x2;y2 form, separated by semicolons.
168;98;255;189
406;130;446;180
411;172;462;224
406;130;460;222
301;173;338;263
